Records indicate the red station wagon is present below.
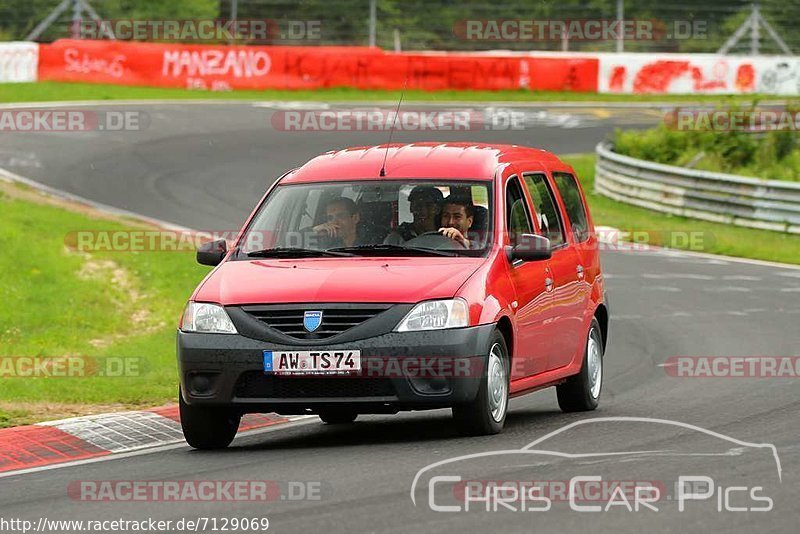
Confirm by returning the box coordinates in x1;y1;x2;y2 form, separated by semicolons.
178;143;609;449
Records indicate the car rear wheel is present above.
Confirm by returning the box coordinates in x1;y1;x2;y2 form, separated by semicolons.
452;330;509;435
557;318;603;412
318;411;358;424
179;389;241;450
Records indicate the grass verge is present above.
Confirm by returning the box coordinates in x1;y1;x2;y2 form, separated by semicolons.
0;81;783;105
563;154;800;264
0;180;208;427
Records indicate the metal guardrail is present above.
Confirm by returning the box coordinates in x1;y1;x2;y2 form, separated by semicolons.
594;141;800;234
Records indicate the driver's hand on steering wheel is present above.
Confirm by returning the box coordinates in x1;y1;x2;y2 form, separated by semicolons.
438;227;470;248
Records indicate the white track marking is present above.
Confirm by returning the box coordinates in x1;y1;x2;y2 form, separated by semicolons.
0;416;316;480
0;167;189;231
40;412;185;453
643;286;682;292
641;273;715;280
703;286;752;293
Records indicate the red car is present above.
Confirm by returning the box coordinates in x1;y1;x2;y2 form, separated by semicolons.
178;142;609;449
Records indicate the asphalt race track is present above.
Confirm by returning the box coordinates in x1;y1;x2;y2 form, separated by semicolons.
1;102;799;533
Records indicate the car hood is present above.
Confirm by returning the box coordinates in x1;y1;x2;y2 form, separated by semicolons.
194;256;486;305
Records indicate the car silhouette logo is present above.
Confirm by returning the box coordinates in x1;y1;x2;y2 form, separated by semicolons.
303;311;323;332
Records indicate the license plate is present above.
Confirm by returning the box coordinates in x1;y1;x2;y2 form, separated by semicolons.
263;350;361;375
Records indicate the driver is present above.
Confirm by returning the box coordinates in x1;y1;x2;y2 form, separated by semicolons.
438;195;475;248
384;185;443;245
311;197;367;248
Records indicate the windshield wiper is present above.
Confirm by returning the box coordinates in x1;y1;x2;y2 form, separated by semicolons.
327;244;457;257
245;247;355;258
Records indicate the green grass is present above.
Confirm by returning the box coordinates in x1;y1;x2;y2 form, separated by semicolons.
0;81;785;104
0;185;209;426
563;154;800;264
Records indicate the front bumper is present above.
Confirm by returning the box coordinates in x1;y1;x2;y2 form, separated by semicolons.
178;324;495;415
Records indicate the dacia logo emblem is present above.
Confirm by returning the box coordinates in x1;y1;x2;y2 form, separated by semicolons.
303;310;323;333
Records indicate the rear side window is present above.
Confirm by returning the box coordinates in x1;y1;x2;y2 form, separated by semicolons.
553;172;590;243
523;173;565;247
505;176;532;245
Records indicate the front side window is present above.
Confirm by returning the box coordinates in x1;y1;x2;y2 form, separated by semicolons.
505;176;532;246
553;172;590;243
237;180;492;257
522;173;566;248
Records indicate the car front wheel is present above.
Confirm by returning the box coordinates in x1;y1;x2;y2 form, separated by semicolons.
557;318;603;412
452;330;509;435
179;389;241;450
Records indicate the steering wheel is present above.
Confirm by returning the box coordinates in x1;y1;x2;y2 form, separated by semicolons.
406;231;468;250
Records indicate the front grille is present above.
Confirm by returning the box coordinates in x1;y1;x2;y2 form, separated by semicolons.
241;305;391;340
235;372;396;399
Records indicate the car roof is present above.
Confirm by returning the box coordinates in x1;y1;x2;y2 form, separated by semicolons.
279;142;564;184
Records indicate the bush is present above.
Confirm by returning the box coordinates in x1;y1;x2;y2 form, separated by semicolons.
614;104;800;182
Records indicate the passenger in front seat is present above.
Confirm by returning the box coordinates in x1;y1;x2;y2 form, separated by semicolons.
384;185;443;245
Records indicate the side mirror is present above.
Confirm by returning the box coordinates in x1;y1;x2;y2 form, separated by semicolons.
508;233;551;262
197;239;227;266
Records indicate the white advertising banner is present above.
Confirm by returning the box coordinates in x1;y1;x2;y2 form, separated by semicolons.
598;52;800;95
0;42;39;83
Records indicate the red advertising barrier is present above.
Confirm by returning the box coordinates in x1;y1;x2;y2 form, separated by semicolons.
38;39;598;92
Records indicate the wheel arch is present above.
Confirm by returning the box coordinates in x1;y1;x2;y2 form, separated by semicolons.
495;315;514;365
594;303;609;351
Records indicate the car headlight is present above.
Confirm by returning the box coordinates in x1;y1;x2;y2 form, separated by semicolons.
395;298;469;332
180;302;237;334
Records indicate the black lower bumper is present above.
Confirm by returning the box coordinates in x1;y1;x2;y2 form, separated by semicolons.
177;324;495;415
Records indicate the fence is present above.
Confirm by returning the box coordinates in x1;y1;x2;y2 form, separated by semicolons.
594;141;800;234
1;0;798;55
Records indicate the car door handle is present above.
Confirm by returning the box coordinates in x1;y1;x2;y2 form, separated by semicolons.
576;265;585;279
545;277;554;291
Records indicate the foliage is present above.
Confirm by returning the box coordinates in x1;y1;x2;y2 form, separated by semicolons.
1;0;797;54
614;106;800;181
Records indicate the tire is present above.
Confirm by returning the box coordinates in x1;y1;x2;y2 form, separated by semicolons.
452;330;509;435
318;411;358;424
557;318;603;412
179;389;241;450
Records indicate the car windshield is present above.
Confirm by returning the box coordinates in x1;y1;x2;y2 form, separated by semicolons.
236;180;492;258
